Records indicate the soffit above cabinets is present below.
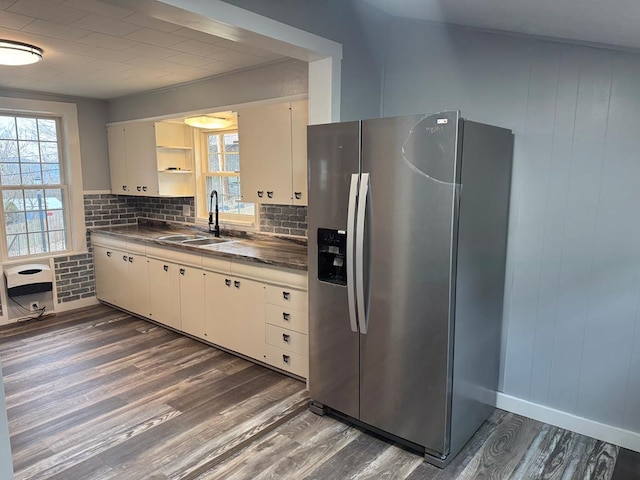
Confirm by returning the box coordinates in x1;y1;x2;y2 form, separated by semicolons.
0;0;286;99
363;0;640;51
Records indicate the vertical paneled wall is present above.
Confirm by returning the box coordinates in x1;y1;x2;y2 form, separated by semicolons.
383;19;640;431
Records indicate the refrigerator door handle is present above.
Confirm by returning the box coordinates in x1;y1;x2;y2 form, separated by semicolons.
346;173;360;333
356;172;370;334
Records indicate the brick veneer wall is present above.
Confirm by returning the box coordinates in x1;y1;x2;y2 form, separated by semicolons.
259;204;308;237
53;195;306;304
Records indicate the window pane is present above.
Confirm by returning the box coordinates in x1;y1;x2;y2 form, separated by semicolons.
47;209;65;231
0;117;16;139
206;175;254;215
16;117;38;140
208;135;220;154
19;141;40;162
208;152;220;172
28;232;48;254
5;212;26;234
40;142;59;163
1;163;20;186
3;190;24;211
45;188;64;210
7;234;28;257
21;163;43;185
23;189;45;211
225;153;240;172
38;119;57;141
0;140;18;162
48;230;66;252
223;133;238;152
43;163;60;184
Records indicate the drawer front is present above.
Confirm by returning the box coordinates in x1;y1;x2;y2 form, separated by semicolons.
231;260;263;280
265;344;308;378
266;324;307;356
265;304;308;334
147;245;202;268
91;233;127;250
262;267;307;289
265;285;307;311
202;255;232;274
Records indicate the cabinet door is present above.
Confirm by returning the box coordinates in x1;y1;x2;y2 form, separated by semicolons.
107;125;129;195
179;265;206;339
148;258;181;329
233;277;266;360
127;254;149;317
238;102;293;204
124;122;158;196
204;271;235;348
94;245;120;304
291;100;308;206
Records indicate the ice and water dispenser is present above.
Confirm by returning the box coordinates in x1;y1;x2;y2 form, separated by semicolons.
317;228;347;285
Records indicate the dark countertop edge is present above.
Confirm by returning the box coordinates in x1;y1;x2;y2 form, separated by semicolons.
88;226;308;272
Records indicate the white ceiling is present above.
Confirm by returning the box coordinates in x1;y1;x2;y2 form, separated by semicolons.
363;0;640;51
0;0;285;99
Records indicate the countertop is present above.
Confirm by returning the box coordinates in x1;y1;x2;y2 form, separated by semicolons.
89;220;308;271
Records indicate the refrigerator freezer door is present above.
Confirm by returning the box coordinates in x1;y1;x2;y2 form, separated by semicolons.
358;112;462;456
308;121;361;419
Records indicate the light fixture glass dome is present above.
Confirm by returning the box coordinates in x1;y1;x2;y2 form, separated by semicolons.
184;115;232;129
0;40;43;66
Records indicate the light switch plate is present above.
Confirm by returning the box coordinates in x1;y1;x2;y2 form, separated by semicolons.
182;204;190;217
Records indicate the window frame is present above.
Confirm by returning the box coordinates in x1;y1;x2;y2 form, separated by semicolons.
0;97;85;262
196;128;257;228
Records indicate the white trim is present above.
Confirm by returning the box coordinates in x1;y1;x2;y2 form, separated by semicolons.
497;392;640;452
54;296;100;313
0;97;86;256
84;190;112;195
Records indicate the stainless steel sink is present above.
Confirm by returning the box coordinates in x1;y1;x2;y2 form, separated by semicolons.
157;234;206;242
180;237;232;246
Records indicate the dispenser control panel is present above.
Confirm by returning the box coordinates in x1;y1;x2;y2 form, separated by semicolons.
317;228;347;285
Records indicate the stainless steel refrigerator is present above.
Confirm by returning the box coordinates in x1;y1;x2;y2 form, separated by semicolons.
307;111;513;467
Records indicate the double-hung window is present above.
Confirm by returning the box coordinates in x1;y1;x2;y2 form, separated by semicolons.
0;115;68;258
200;130;255;224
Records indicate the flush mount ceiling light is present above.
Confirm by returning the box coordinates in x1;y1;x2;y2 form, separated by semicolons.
184;115;232;129
0;40;43;66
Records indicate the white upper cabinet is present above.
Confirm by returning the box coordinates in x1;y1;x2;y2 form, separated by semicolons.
238;100;308;206
107;121;194;197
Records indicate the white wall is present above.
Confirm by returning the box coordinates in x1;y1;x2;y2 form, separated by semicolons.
382;17;640;440
0;361;13;479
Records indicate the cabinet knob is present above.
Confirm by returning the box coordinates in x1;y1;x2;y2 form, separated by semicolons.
267;191;274;199
137;186;141;191
123;255;128;261
106;251;111;257
163;265;168;272
257;191;264;198
283;312;290;321
225;278;231;287
282;291;290;300
142;186;147;192
122;185;127;191
128;256;133;263
282;333;290;343
179;268;185;275
282;354;290;364
294;192;302;200
234;280;241;288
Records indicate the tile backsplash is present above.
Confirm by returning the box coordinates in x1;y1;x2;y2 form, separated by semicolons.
259;204;308;237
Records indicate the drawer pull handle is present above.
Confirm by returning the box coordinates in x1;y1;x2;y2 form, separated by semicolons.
122;185;127;191
225;279;231;287
234;280;241;288
283;312;290;321
294;192;302;200
180;268;185;275
128;256;133;263
282;291;290;300
106;251;111;257
122;255;128;261
282;354;290;364
282;333;290;343
267;191;274;198
137;186;141;191
142;186;147;192
257;191;264;198
163;265;168;272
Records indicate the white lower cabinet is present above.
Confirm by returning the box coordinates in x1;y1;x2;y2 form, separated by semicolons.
205;270;266;361
92;232;308;378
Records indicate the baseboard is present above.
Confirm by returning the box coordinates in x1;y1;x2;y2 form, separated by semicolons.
497;392;640;453
54;296;100;313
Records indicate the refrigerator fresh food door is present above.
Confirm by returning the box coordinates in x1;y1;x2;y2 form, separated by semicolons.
358;112;463;457
308;121;362;419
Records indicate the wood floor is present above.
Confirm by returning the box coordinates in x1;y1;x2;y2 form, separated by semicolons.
0;304;628;479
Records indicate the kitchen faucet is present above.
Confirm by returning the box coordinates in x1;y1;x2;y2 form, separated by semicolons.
208;190;220;237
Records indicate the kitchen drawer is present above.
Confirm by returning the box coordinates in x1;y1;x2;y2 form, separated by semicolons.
147;245;202;268
202;255;231;274
231;259;263;281
265;344;307;378
266;304;308;334
91;233;127;250
262;266;307;289
266;324;307;356
265;285;307;311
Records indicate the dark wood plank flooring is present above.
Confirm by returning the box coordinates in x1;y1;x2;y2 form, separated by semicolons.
0;304;626;479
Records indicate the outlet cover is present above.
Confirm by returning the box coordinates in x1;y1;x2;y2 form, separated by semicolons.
182;204;191;217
